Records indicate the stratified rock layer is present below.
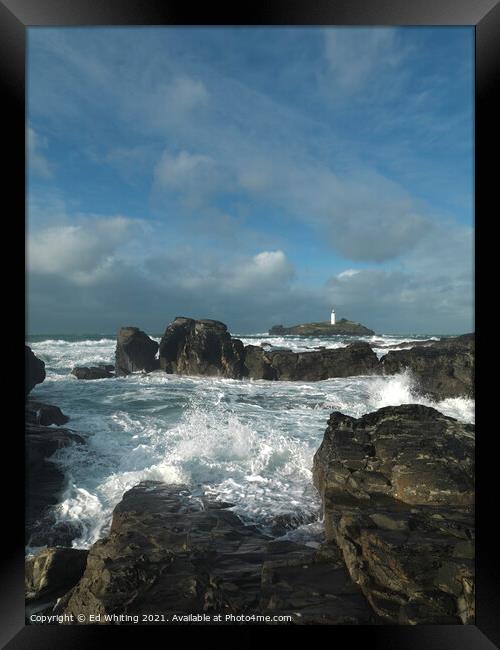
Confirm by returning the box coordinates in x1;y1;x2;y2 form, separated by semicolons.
58;482;379;625
115;327;159;376
380;334;474;399
313;404;475;624
26;346;46;396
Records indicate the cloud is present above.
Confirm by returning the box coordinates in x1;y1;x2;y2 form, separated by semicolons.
327;224;474;334
153;149;226;208
28;216;138;285
28;125;53;178
323;28;407;93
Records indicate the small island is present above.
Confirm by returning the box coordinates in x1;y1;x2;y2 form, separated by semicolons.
269;318;375;336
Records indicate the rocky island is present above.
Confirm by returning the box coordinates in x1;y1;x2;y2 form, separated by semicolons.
269;319;375;336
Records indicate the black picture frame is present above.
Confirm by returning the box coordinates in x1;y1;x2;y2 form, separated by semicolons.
3;0;499;647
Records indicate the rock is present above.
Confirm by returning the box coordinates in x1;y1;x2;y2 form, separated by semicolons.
58;482;378;625
71;366;114;380
26;547;88;606
159;317;245;379
312;404;475;624
381;334;474;399
244;342;380;381
26;423;85;547
242;345;277;380
26;346;46;396
115;327;159;376
26;400;69;426
269;319;375;336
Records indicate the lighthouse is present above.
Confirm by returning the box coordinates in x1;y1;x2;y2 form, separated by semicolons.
330;308;336;325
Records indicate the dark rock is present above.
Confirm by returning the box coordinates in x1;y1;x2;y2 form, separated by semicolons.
115;327;159;376
58;482;378;625
242;345;277;380
159;317;245;379
244;342;380;381
26;346;46;396
26;547;88;606
26;423;85;546
71;366;114;380
98;364;115;372
381;334;474;399
312;404;475;624
269;319;375;336
26;401;69;426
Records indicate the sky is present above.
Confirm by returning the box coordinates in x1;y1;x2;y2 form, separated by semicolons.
27;27;474;335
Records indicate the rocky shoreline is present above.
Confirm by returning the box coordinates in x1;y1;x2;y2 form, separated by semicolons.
24;323;475;625
70;318;475;400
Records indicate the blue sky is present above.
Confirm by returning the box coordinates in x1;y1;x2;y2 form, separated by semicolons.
27;27;474;334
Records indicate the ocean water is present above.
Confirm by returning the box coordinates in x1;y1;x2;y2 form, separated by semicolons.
27;332;474;552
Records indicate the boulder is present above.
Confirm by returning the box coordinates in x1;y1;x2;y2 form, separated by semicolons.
58;482;378;625
26;400;69;426
26;547;88;606
244;342;380;381
115;327;159;376
71;366;114;380
26;423;85;547
26;346;46;396
159;317;245;379
312;404;475;624
380;334;474;399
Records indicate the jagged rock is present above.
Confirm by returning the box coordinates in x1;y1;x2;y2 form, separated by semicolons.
381;334;474;399
312;404;475;624
269;319;375;336
71;366;114;380
26;400;69;426
58;482;378;625
26;547;88;606
26;346;46;396
244;342;380;381
26;423;85;546
159;317;245;379
115;327;159;376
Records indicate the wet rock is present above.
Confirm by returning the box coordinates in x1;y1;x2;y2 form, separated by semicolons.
313;404;475;624
245;342;380;381
26;401;69;426
115;327;159;376
159;317;245;379
26;423;85;546
26;346;46;396
71;366;114;380
380;334;474;399
26;547;88;606
58;482;377;625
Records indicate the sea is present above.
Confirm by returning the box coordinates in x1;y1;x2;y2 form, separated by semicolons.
26;331;475;553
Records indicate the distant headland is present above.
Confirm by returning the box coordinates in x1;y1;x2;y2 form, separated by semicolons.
269;318;375;336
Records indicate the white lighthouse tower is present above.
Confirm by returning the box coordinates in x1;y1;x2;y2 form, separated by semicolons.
330;308;336;325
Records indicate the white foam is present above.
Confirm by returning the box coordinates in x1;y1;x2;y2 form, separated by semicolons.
29;333;474;551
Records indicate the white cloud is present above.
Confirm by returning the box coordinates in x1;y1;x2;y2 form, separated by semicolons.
28;216;137;284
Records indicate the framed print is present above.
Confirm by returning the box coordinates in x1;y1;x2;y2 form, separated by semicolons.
2;0;499;647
